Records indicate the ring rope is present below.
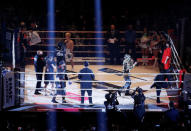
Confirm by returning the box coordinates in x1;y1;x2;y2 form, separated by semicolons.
17;94;181;98
17;79;183;83
16;72;182;75
17;87;182;91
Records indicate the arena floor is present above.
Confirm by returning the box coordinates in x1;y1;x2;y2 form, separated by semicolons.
16;64;174;112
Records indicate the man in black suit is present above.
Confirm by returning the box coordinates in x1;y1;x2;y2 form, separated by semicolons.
106;24;120;65
34;50;45;95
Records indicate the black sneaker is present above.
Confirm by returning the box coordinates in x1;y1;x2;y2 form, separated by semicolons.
89;103;94;106
150;84;155;89
156;98;160;103
80;103;85;106
34;92;41;95
51;99;58;103
62;100;67;103
38;87;44;92
118;90;121;96
125;92;130;96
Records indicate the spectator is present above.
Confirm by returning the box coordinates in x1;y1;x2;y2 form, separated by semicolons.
78;61;95;105
30;22;38;31
28;28;41;51
106;24;120;65
150;31;160;67
140;27;150;66
157;33;167;71
17;26;29;68
125;24;137;61
164;101;180;129
158;50;164;72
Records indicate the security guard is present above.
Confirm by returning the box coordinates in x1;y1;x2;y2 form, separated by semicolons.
150;72;168;103
34;50;45;95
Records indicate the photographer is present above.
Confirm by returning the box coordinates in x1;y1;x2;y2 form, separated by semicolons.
104;90;119;110
132;87;146;124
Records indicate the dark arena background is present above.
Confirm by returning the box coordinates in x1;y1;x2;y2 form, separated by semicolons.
1;0;191;130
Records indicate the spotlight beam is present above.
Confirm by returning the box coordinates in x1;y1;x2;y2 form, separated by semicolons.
47;0;56;130
94;0;104;59
94;1;108;131
47;0;55;52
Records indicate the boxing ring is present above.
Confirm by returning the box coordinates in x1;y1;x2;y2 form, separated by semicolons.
1;31;185;112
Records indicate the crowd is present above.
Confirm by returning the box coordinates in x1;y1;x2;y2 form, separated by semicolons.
105;23;175;67
15;21;175;65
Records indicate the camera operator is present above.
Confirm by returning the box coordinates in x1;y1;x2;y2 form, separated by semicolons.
131;87;146;124
104;90;119;111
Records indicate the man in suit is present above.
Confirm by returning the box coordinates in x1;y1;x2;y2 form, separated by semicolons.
106;24;120;65
34;50;45;95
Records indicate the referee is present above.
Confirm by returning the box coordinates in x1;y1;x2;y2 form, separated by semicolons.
78;61;95;105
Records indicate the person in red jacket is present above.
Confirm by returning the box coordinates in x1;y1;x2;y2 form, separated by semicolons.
162;43;171;70
161;42;173;86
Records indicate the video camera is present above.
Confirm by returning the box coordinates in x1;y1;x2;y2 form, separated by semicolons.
104;90;119;111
